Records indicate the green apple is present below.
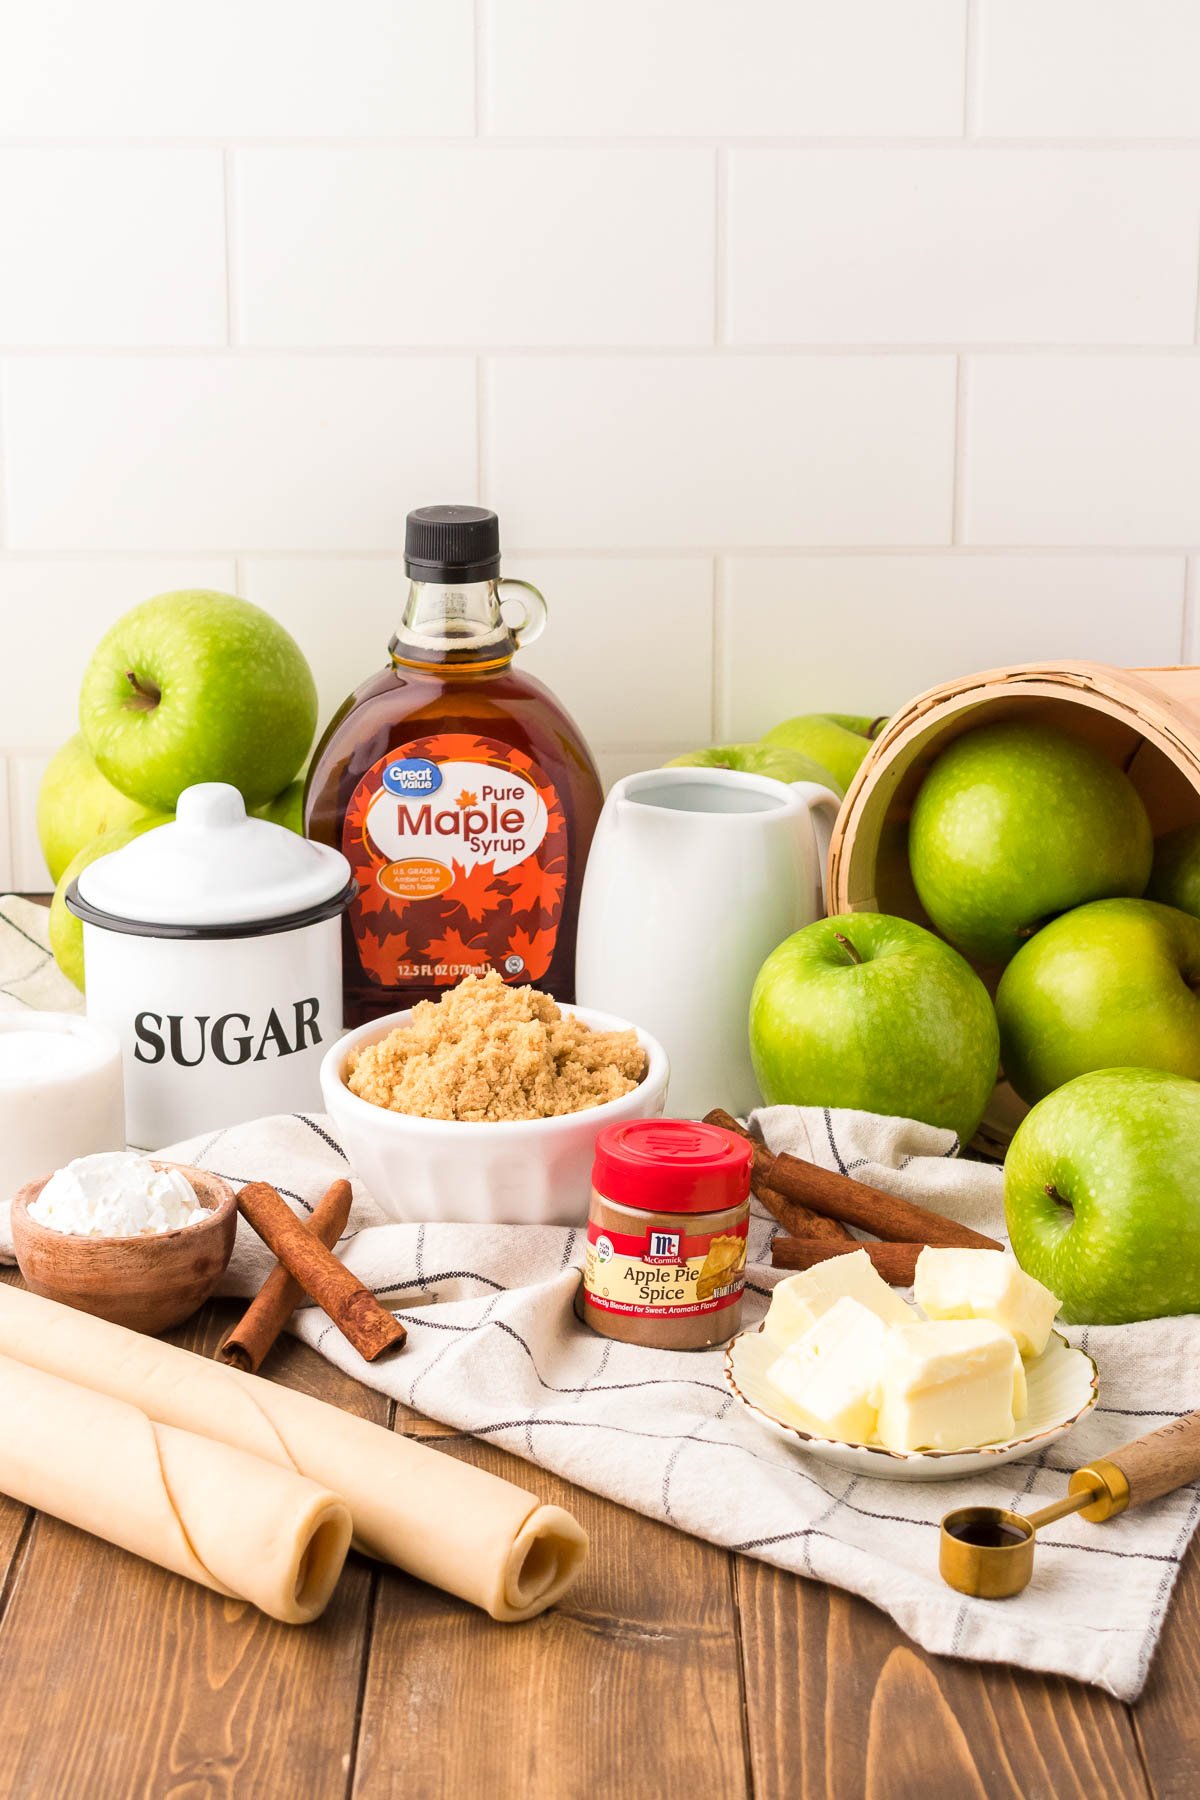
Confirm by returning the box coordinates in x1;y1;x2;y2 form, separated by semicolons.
749;912;999;1145
49;817;168;991
79;591;318;812
36;734;166;884
1147;823;1200;919
666;742;842;795
908;721;1152;967
761;713;886;793
254;779;305;833
1004;1067;1200;1323
996;898;1200;1103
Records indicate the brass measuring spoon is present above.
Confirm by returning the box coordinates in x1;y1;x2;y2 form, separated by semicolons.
939;1409;1200;1599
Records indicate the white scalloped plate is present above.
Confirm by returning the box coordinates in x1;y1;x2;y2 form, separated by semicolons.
724;1323;1098;1481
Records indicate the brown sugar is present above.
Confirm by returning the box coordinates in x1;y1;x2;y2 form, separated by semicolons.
346;970;647;1122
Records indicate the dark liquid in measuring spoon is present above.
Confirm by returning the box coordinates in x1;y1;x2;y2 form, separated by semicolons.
945;1519;1029;1548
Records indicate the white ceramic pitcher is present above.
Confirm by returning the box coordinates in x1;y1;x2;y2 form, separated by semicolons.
575;767;841;1120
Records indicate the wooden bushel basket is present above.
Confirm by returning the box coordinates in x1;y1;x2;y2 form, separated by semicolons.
827;661;1200;1151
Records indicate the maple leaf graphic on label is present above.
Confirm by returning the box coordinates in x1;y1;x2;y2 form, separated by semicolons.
503;858;566;919
507;925;554;982
426;926;492;984
456;789;479;809
449;858;500;923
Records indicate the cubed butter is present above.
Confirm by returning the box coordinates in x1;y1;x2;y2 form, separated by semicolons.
764;1247;915;1347
765;1297;887;1444
876;1320;1024;1454
914;1248;1060;1358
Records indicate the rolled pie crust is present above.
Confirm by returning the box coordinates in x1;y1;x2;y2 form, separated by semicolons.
0;1284;587;1621
0;1352;351;1624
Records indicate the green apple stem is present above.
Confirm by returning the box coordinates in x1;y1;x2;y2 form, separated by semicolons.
123;669;161;713
1044;1181;1075;1222
833;932;863;967
867;716;888;740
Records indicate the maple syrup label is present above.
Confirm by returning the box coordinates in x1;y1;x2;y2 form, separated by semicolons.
343;732;568;991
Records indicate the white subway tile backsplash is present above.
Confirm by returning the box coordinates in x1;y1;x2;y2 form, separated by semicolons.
0;560;236;744
719;555;1187;738
964;358;1200;546
727;151;1200;346
236;150;714;347
512;557;714;745
1;358;476;551
0;0;475;138
0;152;226;348
594;748;688;793
979;1;1200;139
239;559;406;738
485;1;967;138
486;357;957;548
242;555;714;754
9;754;53;893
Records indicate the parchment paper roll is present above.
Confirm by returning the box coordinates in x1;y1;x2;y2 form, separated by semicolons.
0;1284;587;1621
0;1353;351;1624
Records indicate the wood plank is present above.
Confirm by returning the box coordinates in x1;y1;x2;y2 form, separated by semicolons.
1131;1534;1200;1799
0;1295;379;1799
352;1435;751;1800
734;1557;1151;1800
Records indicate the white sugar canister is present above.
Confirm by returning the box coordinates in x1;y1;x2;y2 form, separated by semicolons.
67;783;352;1148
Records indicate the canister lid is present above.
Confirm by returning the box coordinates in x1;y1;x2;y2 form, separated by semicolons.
592;1120;752;1215
75;783;352;930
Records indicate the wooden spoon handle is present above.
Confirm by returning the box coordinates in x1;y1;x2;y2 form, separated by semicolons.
1100;1409;1200;1511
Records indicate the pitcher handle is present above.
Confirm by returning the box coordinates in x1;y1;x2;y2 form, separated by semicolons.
497;578;548;648
789;780;842;912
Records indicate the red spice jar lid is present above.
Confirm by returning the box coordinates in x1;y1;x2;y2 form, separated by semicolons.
592;1119;753;1215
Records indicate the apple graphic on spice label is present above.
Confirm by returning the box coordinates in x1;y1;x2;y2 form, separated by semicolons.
254;779;305;834
761;713;887;794
908;721;1152;968
997;898;1200;1103
1148;823;1200;920
749;912;999;1145
79;591;318;813
1004;1067;1200;1323
36;734;166;884
666;742;843;796
48;817;169;991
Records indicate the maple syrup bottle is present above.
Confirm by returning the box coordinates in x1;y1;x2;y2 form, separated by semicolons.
305;505;604;1025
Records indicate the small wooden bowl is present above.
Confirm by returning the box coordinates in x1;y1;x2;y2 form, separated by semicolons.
11;1162;236;1335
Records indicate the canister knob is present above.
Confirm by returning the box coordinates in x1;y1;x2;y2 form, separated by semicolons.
174;783;248;831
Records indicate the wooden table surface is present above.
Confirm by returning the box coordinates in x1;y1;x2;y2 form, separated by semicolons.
0;1272;1197;1800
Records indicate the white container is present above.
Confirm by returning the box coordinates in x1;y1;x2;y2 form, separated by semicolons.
0;1013;125;1199
320;1003;669;1226
68;783;353;1149
575;767;841;1119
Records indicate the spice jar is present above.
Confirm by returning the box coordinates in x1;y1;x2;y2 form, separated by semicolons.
581;1120;752;1350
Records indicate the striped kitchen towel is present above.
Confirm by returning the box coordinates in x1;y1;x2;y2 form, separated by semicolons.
1;899;1197;1699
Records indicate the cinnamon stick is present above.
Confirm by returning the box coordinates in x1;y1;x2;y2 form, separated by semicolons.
236;1182;406;1362
771;1236;928;1286
703;1110;853;1242
740;1138;1002;1252
219;1178;354;1372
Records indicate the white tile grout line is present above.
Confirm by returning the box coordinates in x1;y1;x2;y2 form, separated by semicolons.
222;147;239;346
0;344;1197;359
713;149;726;345
962;0;980;140
1182;559;1196;662
4;135;1200;150
475;356;487;504
710;556;725;742
951;355;968;545
0;547;1195;563
473;0;487;139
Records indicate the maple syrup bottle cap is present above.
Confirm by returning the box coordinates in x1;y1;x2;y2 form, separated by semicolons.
405;505;501;584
